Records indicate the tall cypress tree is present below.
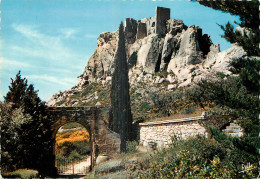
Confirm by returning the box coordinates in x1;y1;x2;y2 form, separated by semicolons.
109;22;132;152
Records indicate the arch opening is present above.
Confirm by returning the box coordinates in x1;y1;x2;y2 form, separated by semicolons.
54;122;92;175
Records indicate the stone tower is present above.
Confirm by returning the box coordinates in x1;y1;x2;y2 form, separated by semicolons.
155;6;170;36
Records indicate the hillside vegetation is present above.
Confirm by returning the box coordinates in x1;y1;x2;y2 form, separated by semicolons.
55;123;91;162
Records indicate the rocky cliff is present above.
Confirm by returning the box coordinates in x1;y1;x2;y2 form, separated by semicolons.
47;7;246;117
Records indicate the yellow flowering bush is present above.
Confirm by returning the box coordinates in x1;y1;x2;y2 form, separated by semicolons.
55;130;90;160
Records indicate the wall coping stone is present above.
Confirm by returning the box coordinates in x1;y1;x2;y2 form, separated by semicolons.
139;116;204;126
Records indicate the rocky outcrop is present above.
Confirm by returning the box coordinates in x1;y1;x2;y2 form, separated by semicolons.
82;31;118;83
47;6;247;106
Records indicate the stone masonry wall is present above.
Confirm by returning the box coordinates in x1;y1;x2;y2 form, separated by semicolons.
139;117;208;148
136;22;147;39
95;119;121;156
155;6;170;36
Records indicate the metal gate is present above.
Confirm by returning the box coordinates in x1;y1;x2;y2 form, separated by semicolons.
56;157;91;175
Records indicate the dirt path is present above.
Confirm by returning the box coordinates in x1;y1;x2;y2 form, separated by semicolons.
63;156;91;175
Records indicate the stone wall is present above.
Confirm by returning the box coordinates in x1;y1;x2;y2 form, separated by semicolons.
125;18;137;44
155;6;170;36
136;22;147;39
139;116;208;148
94;119;121;155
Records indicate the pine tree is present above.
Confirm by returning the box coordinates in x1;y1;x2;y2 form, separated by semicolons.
194;0;260;94
194;0;260;56
5;71;28;108
110;22;133;152
1;71;53;174
4;71;44;118
191;0;260;152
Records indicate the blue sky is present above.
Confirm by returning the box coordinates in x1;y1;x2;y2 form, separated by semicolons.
0;0;240;102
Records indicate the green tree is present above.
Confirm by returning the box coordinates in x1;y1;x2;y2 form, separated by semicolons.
109;22;133;152
4;71;45;118
0;103;31;171
194;0;260;56
1;71;54;175
187;0;260;155
4;71;28;108
230;57;260;95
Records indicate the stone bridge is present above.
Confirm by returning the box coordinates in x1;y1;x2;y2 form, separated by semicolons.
46;106;120;173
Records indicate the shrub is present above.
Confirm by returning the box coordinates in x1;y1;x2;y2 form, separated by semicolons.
128;52;137;69
2;169;39;179
128;136;259;178
126;141;138;153
55;130;91;161
140;102;152;112
180;105;196;114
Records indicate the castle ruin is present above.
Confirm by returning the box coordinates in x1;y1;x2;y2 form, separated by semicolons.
125;6;171;43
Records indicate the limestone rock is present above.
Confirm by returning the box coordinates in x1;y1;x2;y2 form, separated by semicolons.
166;19;186;35
154;76;165;84
235;26;251;37
141;17;156;36
137;34;164;73
160;33;179;71
82;31;118;83
95;102;102;106
168;84;177;90
207;44;246;73
166;74;176;83
96;155;109;165
168;25;204;70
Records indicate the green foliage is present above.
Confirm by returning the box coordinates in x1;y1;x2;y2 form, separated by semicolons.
219;22;260;56
195;0;259;29
128;52;137;69
81;82;99;97
4;71;44;119
109;22;133;151
129;136;259;178
195;76;258;110
56;149;88;162
126;140;138;153
0;71;53;175
4;71;28;108
0;105;32;171
216;72;228;79
180;105;195;114
202;114;233;132
209;127;232;147
2;169;39;179
194;0;260;56
140;102;152;112
188;74;259;151
154;70;168;77
230;57;260;95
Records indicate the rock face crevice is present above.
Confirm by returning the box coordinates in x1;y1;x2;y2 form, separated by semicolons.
47;6;247;107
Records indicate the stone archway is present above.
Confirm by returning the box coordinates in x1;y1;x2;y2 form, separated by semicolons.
47;106;121;174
